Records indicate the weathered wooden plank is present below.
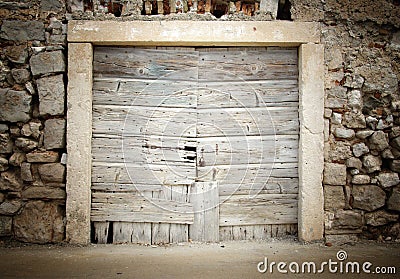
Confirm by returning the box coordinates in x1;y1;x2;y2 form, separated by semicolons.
93;47;199;81
198;49;298;82
169;186;189;243
91;192;194;224
189;182;219;242
197;135;298;166
93;221;109;244
91;183;162;192
92;105;197;137
151;190;171;245
219;177;299;196
197;107;299;137
92;136;197;167
219;194;298;226
93;79;197;108
92;162;195;186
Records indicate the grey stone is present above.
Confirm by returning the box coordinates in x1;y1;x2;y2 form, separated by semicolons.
0;89;32;122
38;163;65;183
25;82;36;95
9;152;26;166
0;157;8;172
390;127;400;139
388;186;400;212
0;170;23;191
0;216;12;236
391;137;400;150
325;234;359;245
26;151;59;163
36;75;65;116
352;185;386;211
366;116;378;130
44;119;66;150
5;45;28;64
343;112;366;129
330;209;363;230
0;124;8;133
11;68;30;84
390;160;400;173
9;126;20;137
356;130;374;139
29;51;65;76
346;157;362;169
348;90;362;109
21;121;42;139
334;127;355;139
324;163;346;186
382;149;394;159
15;138;38;152
48;34;67;45
0;133;13;154
22;187;66;200
344;73;364;89
350;168;359;175
0;20;45;42
352;174;370;184
327;141;352;161
352;142;369;157
324;186;345;210
40;0;63;11
368;131;389;151
0;200;23;215
331;112;342;125
14;201;64;243
376;172;400;188
362;155;381;173
324;109;332;118
365;210;399;226
21;162;34;182
326;86;347;99
326;98;346;109
60;153;67;165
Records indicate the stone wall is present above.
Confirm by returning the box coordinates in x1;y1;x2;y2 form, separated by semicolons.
0;0;399;244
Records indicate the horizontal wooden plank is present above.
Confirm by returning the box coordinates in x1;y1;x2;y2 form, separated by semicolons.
94;47;199;81
198;49;297;82
197;81;298;108
219;224;298;241
197;107;299;137
197;135;298;165
92;162;196;186
219;177;298;196
92;105;197;137
91;192;194;224
219;194;298;226
92;136;197;166
93;79;197;108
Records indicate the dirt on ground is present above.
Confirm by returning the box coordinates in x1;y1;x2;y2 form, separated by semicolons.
0;238;399;279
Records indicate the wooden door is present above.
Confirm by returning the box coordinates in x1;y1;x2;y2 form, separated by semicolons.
91;47;299;244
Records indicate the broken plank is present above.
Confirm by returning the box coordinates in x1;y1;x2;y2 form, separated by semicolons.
93;221;109;244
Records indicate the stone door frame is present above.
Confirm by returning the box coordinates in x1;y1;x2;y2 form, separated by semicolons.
67;20;324;244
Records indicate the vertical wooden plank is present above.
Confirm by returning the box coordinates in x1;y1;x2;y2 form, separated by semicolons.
113;222;134;243
151;190;170;245
170;186;189;243
93;221;109;244
190;182;219;242
131;222;152;244
219;226;233;241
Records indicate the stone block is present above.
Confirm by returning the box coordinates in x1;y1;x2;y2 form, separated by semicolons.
29;51;65;76
26;151;59;163
40;0;63;11
44;119;66;150
365;210;398;226
21;162;34;182
0;170;23;191
389;160;400;172
348;90;362;109
0;200;23;215
36;74;65;116
334;127;355;139
15;138;38;152
325;234;359;246
388;186;400;212
368;131;389;152
346;157;362;169
352;185;386;211
22;187;66;200
352;142;369;157
352;174;370;185
0;133;13;154
377;172;400;188
11;68;30;84
324;163;346;186
0;157;8;171
21;121;42;139
0;124;8;133
362;155;382;173
38;163;65;183
327;141;352;161
356;130;374;139
0;89;32;123
9;152;26;166
0;20;45;42
331;209;363;230
324;186;345;210
0;216;12;236
5;45;28;64
14;201;64;243
343;112;366;129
